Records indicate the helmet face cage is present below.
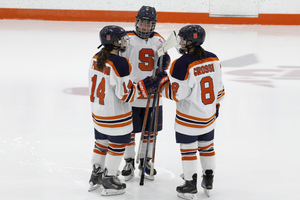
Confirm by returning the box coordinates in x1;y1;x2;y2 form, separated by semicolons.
135;19;156;39
135;6;157;39
99;25;128;52
119;35;129;53
176;35;187;54
177;25;206;54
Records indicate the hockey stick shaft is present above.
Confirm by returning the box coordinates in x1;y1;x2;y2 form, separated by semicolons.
136;67;158;164
150;93;160;175
140;31;177;184
136;95;151;163
150;55;163;176
140;91;158;186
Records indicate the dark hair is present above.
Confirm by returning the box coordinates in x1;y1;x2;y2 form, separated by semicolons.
96;45;114;71
190;46;207;60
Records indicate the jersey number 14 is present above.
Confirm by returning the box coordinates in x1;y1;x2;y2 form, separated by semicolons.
90;75;105;105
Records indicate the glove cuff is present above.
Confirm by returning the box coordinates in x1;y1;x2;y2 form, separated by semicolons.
137;80;149;98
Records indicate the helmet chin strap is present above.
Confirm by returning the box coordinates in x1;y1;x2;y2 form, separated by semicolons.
186;43;195;53
111;40;122;52
179;43;194;54
113;43;126;53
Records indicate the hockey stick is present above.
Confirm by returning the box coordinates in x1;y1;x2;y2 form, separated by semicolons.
140;83;159;185
136;30;177;164
148;53;164;176
136;80;153;164
157;30;177;57
150;31;177;175
150;80;160;176
140;31;178;185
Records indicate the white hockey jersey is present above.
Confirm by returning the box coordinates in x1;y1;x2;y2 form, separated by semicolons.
161;51;225;135
120;31;165;107
89;53;139;136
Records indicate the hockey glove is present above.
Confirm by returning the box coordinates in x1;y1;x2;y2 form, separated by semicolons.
155;70;169;92
138;76;160;98
157;53;170;70
159;75;169;92
216;103;220;118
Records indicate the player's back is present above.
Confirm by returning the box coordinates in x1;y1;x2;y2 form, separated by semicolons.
89;53;134;135
170;51;224;135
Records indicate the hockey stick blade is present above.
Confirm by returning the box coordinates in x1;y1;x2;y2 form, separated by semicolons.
157;30;177;57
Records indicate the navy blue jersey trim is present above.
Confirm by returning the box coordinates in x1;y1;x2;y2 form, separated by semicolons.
92;115;132;124
175;114;215;125
108;54;130;77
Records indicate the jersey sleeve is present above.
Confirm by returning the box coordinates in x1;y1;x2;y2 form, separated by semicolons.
108;58;138;103
161;57;192;102
216;64;225;103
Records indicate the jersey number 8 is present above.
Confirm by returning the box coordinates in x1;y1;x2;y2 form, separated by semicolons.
201;76;215;105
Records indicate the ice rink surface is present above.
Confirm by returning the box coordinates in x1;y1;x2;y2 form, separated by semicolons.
1;19;300;199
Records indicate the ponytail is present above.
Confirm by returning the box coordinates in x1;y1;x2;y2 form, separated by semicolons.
96;45;114;71
191;46;207;60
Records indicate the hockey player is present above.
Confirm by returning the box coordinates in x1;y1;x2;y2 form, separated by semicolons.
120;5;171;181
159;25;225;199
88;25;166;196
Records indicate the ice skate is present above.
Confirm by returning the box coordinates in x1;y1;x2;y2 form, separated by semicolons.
121;158;135;181
138;158;157;181
88;165;104;192
101;175;126;196
201;170;214;197
176;173;197;200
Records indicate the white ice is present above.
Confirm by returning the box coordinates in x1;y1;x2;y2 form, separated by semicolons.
0;20;300;200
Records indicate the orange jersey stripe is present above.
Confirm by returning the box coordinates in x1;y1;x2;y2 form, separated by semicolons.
200;152;215;157
93;118;132;128
92;111;132;120
93;149;107;155
182;156;197;161
109;143;126;149
121;94;129;102
153;33;165;40
95;142;108;150
177;110;215;122
126;142;135;146
108;150;124;156
127;85;137;103
106;60;121;77
180;148;198;153
218;87;225;100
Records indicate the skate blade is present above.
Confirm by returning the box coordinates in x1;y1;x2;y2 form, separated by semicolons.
177;192;197;200
144;174;154;181
204;189;210;197
124;174;134;181
101;189;125;196
88;184;101;192
138;171;154;181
